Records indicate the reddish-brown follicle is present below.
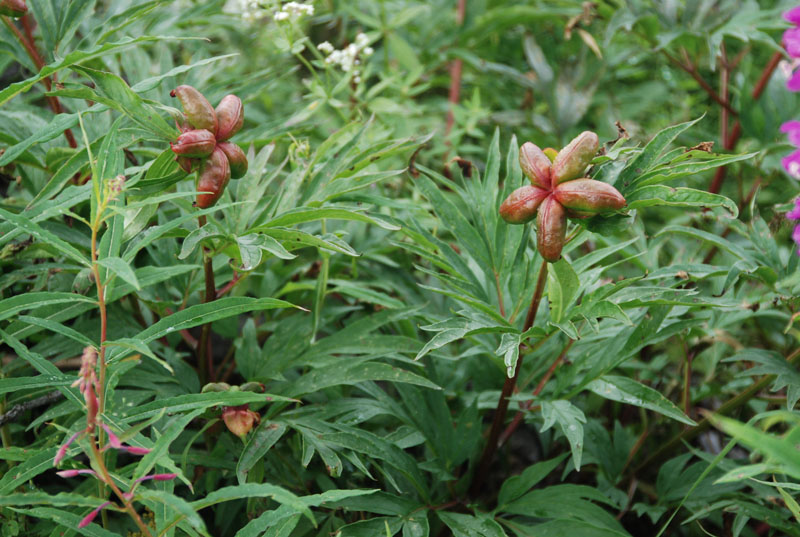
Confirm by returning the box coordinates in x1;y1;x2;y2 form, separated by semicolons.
170;129;216;158
551;131;599;186
196;147;231;209
170;85;218;133
536;196;567;262
215;95;244;141
519;142;552;190
553;178;626;213
499;185;549;224
217;141;248;179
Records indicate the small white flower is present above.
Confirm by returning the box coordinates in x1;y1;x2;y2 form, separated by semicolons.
274;10;289;20
317;41;334;54
363;47;374;56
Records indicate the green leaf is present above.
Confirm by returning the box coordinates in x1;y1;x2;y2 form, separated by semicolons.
96;256;140;290
237;421;288;485
436;512;506;537
497;454;569;508
0;492;104;507
8;507;119;536
654;225;750;260
540;400;586;470
586;375;696;425
0;375;73;395
191;484;314;525
0;292;95;322
16;315;96;348
138;490;209;536
626;186;738;217
0;36;183;107
122;392;292;421
547;258;579;324
254;207;400;231
71;66;179;140
0;209;90;266
284;361;440;397
134;409;204;480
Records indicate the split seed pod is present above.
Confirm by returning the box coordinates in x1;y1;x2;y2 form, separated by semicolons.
196;147;231;209
170;129;216;158
170;85;217;133
536;196;567;262
215;95;244;141
499;185;549;224
519;142;552;189
551;131;599;186
217;142;248;179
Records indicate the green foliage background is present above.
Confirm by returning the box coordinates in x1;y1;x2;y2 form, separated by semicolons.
1;0;800;536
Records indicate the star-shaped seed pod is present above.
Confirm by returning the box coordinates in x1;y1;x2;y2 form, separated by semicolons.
169;85;249;208
499;131;626;262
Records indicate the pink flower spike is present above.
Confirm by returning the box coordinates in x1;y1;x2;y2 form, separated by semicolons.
101;423;123;448
78;501;112;529
785;6;800;25
786;28;800;58
122;446;151;456
135;473;177;485
53;431;82;466
57;469;96;478
788;199;800;220
782;121;800;147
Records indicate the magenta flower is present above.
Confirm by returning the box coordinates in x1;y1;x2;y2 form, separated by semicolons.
788;198;800;220
56;469;97;478
78;501;112;528
785;27;800;58
134;473;177;484
782;121;800;146
785;6;800;25
53;430;82;466
783;150;800;179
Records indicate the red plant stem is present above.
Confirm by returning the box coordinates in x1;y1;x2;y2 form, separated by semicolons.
469;260;548;497
663;49;737;117
444;0;466;140
709;51;781;194
196;215;216;384
216;271;242;299
2;15;77;148
498;338;575;447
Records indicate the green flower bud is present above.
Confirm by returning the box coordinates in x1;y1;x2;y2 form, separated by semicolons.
499;185;549;224
201;382;232;393
553;178;626;213
519;142;552;189
536;196;567;262
215;95;244;141
551;131;599;186
217;141;248;179
170;85;217;133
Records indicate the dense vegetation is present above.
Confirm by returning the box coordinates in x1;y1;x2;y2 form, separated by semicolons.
1;1;799;536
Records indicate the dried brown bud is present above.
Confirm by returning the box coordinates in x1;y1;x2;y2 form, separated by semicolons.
499;185;549;224
553;178;626;214
519;142;552;190
0;0;27;17
170;85;217;133
215;95;244;141
170;129;216;158
551;131;599;186
222;405;260;438
195;147;231;209
217;141;248;179
536;196;567;262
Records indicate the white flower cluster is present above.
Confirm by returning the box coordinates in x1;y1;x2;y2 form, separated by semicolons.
274;1;314;21
317;33;374;83
228;0;313;22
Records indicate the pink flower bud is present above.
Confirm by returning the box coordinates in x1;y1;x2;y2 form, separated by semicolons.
217;141;248;179
170;85;218;133
53;431;82;466
122;446;151;456
170;129;217;158
222;405;260;438
57;469;96;478
78;501;112;529
134;473;177;484
101;423;122;448
215;95;244;141
519;142;552;190
0;0;27;17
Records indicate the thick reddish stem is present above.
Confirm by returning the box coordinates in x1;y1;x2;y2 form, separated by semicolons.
444;0;466;140
469;260;548;498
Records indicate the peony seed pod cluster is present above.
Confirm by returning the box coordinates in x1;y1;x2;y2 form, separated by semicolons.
500;131;626;262
170;85;248;208
0;0;27;17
